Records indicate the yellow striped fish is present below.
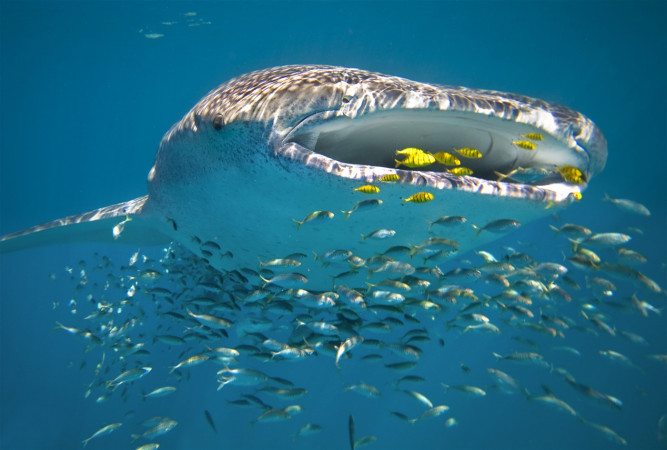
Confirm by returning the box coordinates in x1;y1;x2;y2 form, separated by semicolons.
354;185;380;194
448;167;473;176
512;140;537;150
557;166;586;185
454;147;483;159
403;192;434;203
521;132;545;141
395;151;435;169
395;147;426;156
431;152;461;166
378;174;400;182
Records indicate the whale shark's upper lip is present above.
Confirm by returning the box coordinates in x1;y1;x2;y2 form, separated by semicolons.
280;104;605;203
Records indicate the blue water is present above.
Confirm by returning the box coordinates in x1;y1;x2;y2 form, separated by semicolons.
1;1;666;449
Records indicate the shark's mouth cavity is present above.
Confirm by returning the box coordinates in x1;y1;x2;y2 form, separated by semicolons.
285;109;591;201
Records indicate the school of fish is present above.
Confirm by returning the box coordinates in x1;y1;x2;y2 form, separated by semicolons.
47;148;665;449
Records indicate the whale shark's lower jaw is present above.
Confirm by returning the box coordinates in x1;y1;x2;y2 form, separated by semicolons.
280;108;596;203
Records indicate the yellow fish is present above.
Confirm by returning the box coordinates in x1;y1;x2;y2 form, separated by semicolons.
557;166;586;185
379;174;400;182
512;140;537;150
395;147;426;156
403;192;434;204
522;132;545;141
395;152;435;169
454;147;482;159
431;152;460;166
448;167;473;176
354;185;380;194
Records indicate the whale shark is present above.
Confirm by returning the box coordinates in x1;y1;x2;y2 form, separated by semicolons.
0;65;606;289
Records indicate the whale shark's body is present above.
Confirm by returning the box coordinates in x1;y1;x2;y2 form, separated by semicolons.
0;65;606;289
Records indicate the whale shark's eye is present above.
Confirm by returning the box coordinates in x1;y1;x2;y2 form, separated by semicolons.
212;114;225;130
287;109;590;187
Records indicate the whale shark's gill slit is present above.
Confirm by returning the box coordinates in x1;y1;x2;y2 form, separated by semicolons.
287;110;586;186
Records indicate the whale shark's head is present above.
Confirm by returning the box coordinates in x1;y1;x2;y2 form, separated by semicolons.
143;65;606;289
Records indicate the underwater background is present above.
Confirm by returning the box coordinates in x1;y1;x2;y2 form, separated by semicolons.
1;1;665;449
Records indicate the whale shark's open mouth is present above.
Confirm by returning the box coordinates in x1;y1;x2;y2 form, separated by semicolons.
283;109;596;203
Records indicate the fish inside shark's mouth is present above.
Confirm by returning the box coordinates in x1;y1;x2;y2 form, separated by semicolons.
285;109;592;196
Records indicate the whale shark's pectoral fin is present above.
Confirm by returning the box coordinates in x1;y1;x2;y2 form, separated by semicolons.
0;195;171;253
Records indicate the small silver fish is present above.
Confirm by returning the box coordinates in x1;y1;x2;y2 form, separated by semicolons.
297;319;339;336
341;199;383;219
577;232;631;247
132;419;178;440
549;223;592;238
187;309;231;329
217;368;269;389
313;249;353;265
487;368;527;395
495;167;550;183
108;367;151;389
599;350;644;372
82;422;123;447
344;383;381;398
372;260;415;276
410;405;449;423
442;383;486;396
616;248;647;265
426;215;467;230
292;210;334;229
603;194;651;216
336;336;364;368
259;272;308;288
142;386;177;399
335;285;367;309
259;257;301;267
401;389;433;408
294;423;323;437
169;355;209;373
473;219;521;236
360;229;396;241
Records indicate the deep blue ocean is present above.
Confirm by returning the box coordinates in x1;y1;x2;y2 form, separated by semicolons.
1;1;666;449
